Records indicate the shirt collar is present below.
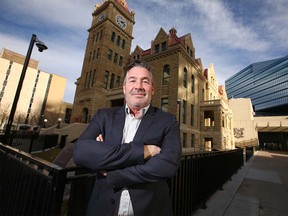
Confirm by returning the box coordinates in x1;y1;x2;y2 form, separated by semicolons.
125;104;150;119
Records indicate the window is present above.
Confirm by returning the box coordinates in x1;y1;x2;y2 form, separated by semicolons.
183;68;187;88
114;53;118;64
116;36;121;46
108;49;113;60
191;134;195;147
121;39;126;49
162;65;170;85
91;69;96;87
88;71;92;88
155;44;160;53
111;32;116;42
182;100;187;124
96;48;100;59
92;34;95;44
116;76;120;87
161;98;169;112
119;56;123;66
96;32;99;42
183;133;187;147
110;73;115;89
104;71;109;89
84;72;88;89
89;52;92;62
161;41;167;51
191;74;195;93
92;50;96;60
100;30;103;40
190;104;194;126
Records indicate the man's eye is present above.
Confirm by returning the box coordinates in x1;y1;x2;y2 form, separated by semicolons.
142;80;149;84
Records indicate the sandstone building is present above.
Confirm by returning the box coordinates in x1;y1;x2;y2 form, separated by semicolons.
71;0;235;150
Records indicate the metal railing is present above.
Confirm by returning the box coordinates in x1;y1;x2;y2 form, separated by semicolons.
0;143;244;216
0;131;65;154
169;149;243;215
0;143;67;215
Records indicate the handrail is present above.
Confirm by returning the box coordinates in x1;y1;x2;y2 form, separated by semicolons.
0;143;245;215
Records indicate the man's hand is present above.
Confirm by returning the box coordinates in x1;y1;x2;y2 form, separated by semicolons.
96;134;104;142
144;145;161;160
96;134;107;176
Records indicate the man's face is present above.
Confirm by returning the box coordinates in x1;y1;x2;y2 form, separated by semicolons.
123;66;155;109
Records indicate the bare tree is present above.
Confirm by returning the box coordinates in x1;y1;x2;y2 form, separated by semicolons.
0;102;11;130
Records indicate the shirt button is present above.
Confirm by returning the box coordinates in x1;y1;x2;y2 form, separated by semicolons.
110;199;115;204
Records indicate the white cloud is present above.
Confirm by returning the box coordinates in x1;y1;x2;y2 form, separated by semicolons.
192;0;270;51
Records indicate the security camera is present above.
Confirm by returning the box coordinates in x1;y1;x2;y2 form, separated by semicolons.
36;41;48;52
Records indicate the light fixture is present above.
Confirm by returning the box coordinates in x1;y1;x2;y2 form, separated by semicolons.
1;34;48;145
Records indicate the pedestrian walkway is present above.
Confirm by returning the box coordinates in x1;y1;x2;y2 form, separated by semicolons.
194;150;288;216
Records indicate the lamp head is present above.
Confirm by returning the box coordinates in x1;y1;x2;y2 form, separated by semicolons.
36;41;48;52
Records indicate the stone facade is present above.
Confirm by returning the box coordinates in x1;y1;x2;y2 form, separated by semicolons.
71;0;235;150
71;0;134;123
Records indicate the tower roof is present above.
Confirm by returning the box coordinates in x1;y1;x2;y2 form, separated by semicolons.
115;0;129;12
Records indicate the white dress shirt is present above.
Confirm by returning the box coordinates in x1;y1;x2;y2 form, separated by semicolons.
117;105;149;216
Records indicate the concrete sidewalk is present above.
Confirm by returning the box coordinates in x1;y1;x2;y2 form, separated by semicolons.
194;150;288;216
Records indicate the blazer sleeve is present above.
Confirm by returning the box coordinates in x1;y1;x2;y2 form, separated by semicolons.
73;109;145;171
106;114;182;187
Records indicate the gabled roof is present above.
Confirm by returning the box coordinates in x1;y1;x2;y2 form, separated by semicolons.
133;27;193;57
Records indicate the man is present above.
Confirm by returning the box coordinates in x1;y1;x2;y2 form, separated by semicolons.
73;59;182;215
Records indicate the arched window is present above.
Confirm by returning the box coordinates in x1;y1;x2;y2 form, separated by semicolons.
121;39;126;49
183;67;188;88
81;108;89;123
111;32;116;42
116;36;121;46
162;64;170;85
191;74;195;93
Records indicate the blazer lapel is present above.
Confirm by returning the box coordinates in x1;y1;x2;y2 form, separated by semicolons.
112;107;125;144
133;106;156;141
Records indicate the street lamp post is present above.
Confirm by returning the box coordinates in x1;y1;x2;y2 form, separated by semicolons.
57;118;62;129
43;119;48;128
1;34;47;144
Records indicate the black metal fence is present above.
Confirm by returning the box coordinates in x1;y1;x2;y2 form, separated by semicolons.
0;143;245;216
169;149;244;215
0;143;67;215
0;131;66;154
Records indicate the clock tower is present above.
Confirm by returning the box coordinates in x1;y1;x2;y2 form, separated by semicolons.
71;0;135;123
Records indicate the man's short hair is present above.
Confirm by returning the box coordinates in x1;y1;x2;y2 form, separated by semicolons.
124;59;154;85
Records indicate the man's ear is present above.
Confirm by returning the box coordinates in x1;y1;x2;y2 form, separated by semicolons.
151;84;156;95
123;85;126;94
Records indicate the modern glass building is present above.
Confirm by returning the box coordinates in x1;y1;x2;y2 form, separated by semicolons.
225;56;288;115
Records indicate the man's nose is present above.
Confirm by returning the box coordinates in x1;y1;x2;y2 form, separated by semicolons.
135;80;143;88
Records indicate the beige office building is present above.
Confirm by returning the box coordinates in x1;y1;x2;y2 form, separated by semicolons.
71;0;235;150
0;48;68;129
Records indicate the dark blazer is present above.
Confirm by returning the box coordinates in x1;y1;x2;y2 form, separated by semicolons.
73;106;181;216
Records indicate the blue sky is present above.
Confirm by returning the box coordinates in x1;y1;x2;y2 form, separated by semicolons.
0;0;287;103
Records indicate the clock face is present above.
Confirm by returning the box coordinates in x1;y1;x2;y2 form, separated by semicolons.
98;12;106;22
115;14;127;29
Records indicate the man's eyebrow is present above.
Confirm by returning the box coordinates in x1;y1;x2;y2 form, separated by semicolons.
127;76;150;80
127;76;136;79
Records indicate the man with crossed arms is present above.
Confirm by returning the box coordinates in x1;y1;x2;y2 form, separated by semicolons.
74;59;182;215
